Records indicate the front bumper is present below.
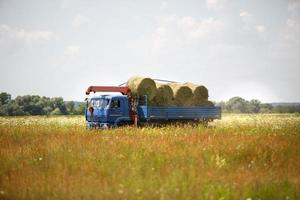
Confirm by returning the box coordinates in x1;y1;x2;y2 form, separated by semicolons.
86;122;110;129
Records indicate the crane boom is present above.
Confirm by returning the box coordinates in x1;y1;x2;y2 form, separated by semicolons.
85;86;131;95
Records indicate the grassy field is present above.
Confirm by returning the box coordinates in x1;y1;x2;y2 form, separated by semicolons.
0;114;300;200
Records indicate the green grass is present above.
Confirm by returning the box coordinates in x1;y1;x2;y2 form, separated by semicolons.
0;114;300;199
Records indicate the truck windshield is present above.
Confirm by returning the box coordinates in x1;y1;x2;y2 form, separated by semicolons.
90;99;109;108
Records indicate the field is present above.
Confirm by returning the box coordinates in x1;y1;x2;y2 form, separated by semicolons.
0;114;300;200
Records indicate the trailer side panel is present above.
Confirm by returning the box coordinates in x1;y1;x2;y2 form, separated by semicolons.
137;106;221;122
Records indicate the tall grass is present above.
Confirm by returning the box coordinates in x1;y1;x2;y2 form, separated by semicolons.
0;114;299;199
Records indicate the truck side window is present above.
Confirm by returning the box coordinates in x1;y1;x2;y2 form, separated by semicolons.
110;100;120;109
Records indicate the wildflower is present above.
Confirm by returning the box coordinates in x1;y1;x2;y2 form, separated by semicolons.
215;154;226;168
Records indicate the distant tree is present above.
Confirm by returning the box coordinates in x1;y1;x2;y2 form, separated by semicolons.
272;105;300;113
0;92;11;106
50;97;68;115
50;108;63;115
14;95;44;115
74;102;86;115
0;102;9;115
65;101;75;114
215;101;227;112
226;97;248;113
260;103;273;113
7;101;25;116
38;96;52;115
247;99;261;113
0;92;86;116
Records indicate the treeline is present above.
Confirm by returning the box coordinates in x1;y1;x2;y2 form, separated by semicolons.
1;92;300;116
216;97;300;113
0;92;86;116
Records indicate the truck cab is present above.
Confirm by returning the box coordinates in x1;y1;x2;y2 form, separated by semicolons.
86;95;131;128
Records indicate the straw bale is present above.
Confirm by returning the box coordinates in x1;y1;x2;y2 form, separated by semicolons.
184;82;209;105
168;83;193;106
152;83;174;106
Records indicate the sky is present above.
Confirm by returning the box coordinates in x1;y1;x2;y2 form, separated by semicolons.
0;0;300;102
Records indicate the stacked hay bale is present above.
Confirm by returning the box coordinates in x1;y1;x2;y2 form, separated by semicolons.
127;76;157;101
168;83;193;106
184;82;213;107
126;76;214;107
152;83;174;106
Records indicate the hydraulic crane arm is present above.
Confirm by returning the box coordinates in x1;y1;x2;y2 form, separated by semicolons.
85;86;131;96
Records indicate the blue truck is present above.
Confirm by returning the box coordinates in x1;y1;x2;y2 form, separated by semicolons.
85;86;221;128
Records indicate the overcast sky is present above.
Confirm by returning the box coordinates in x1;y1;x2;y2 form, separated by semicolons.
0;0;299;102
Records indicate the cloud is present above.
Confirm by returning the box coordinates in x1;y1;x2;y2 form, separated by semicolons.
239;11;253;25
64;45;80;56
239;11;267;36
177;16;223;40
0;24;54;44
280;0;300;44
130;15;224;54
161;1;168;9
288;0;300;17
283;18;300;44
255;25;266;33
206;0;226;11
153;15;223;52
72;15;90;28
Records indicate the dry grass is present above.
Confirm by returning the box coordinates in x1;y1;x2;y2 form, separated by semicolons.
0;114;300;199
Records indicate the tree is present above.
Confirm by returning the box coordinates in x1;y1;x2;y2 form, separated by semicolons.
215;101;227;112
65;101;75;114
50;108;62;115
0;92;11;106
74;102;86;115
226;97;248;113
14;95;44;115
38;96;51;115
260;103;273;113
247;99;261;113
0;92;85;116
50;97;68;115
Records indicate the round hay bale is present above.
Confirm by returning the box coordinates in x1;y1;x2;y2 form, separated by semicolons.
152;83;174;106
168;83;193;106
127;76;157;101
184;82;209;105
184;82;208;99
197;100;214;107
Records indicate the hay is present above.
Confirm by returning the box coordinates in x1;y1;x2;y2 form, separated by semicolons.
127;77;212;107
152;83;174;106
127;76;157;101
184;82;209;106
168;83;193;106
197;100;214;107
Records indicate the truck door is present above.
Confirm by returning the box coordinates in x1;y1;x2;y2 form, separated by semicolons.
109;98;123;123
